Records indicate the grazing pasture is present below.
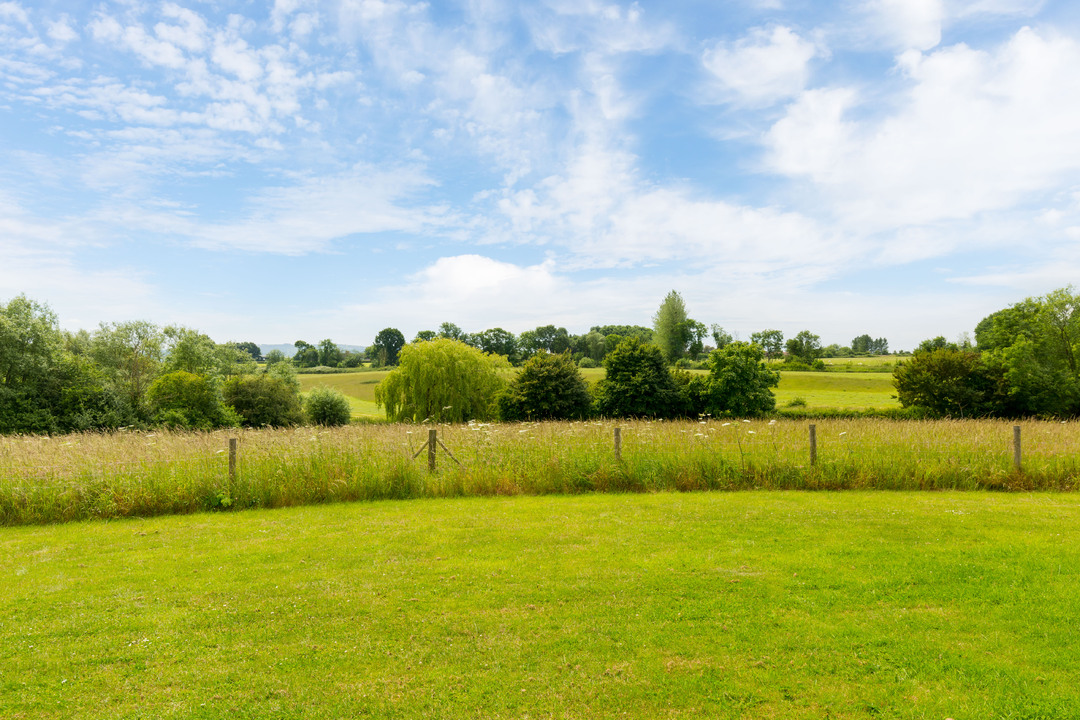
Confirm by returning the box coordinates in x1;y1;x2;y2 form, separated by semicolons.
2;492;1078;719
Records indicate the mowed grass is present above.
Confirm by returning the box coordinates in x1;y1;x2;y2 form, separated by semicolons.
775;372;900;411
2;492;1079;719
298;372;390;420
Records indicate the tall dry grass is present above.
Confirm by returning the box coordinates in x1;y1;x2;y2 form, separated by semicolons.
1;418;1078;525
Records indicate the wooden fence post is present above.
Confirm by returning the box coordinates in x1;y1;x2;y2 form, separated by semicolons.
228;438;237;482
809;424;817;467
614;427;622;463
428;428;438;473
1013;425;1022;472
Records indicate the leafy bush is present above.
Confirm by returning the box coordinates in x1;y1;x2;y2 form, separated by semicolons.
222;373;304;427
305;386;352;426
593;337;688;418
148;371;239;430
693;341;780;417
578;357;598;368
498;351;593;421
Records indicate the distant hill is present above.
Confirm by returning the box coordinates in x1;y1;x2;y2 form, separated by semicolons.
260;343;366;358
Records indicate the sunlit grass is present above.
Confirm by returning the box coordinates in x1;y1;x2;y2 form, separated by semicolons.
2;492;1079;719
2;418;1077;526
775;372;899;410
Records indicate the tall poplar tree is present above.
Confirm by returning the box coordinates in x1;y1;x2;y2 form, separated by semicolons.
652;290;689;363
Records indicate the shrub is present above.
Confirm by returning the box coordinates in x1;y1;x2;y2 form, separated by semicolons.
305;386;352;426
695;341;780;417
222;373;304;427
498;351;593;421
593;337;688;418
147;371;239;430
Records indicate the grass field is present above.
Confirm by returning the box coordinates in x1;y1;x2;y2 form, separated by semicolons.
775;372;899;411
4;418;1079;526
3;491;1079;719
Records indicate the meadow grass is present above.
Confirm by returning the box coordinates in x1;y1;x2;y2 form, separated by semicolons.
2;418;1078;526
2;492;1079;719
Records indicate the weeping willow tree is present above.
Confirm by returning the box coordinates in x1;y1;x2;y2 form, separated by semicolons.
375;338;510;423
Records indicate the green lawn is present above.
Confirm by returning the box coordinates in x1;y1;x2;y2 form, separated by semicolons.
3;492;1079;719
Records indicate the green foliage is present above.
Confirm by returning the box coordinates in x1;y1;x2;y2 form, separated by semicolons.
893;348;997;418
498;351;593;421
652;290;690;363
750;329;784;359
694;341;780;417
472;327;518;361
371;328;406;367
593;337;688;418
852;334;889;354
91;320;166;416
710;324;732;350
318;339;343;368
785;330;823;365
375;338;509;423
232;341;262;361
264;349;287;366
148;371;240;430
292;340;321;368
413;330;437;343
222;372;304;427
304;386;352;426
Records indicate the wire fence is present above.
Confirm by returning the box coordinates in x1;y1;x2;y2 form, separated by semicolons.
1;419;1078;525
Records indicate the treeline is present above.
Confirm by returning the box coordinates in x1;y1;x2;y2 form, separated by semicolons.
374;336;781;424
0;296;350;435
894;287;1080;418
0;289;895;435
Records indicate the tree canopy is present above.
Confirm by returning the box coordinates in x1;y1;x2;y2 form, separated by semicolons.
593;337;687;418
375;338;509;423
497;351;592;421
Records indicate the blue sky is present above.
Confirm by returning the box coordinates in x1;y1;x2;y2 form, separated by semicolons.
3;0;1080;350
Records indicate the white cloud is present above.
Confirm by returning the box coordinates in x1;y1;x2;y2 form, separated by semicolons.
765;28;1080;233
45;16;78;44
863;0;945;51
703;26;820;106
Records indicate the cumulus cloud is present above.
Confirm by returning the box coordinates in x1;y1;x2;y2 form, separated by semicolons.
764;27;1080;234
703;26;820;106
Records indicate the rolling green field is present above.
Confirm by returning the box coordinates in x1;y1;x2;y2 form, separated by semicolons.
774;372;899;411
3;492;1078;719
298;363;901;420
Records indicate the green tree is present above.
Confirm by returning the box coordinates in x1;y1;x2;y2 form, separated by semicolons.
293;340;320;367
305;386;352;426
264;349;287;366
222;372;304;427
750;329;784;359
413;330;437;342
497;351;593;421
652;290;690;363
695;342;779;417
371;328;406;367
318;339;343;367
375;338;509;423
232;342;262;361
91;320;165;417
710;324;733;350
593;337;688;418
148;371;239;430
438;322;467;341
893;348;996;418
473;328;518;361
784;330;823;365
